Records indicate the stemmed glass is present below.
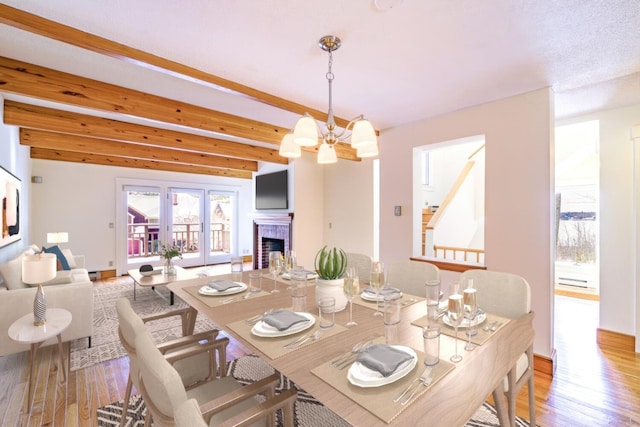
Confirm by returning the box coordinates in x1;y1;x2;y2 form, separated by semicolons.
463;280;477;351
447;283;464;363
268;251;282;294
343;266;359;327
370;261;385;317
284;250;296;275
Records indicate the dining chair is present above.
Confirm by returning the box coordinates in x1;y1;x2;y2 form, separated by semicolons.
116;298;222;427
135;331;298;427
345;252;373;282
459;269;535;427
386;259;440;296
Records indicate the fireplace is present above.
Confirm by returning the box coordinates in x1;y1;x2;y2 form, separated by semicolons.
253;214;293;269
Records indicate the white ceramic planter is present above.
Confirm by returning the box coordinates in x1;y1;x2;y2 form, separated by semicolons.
315;278;347;312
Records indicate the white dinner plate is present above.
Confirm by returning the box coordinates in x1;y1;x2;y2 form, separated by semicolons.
347;345;418;388
360;290;403;302
198;282;247;296
251;312;315;337
281;271;318;280
443;311;487;328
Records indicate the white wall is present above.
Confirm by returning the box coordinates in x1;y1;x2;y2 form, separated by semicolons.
379;88;555;358
558;104;640;348
0;109;31;265
30;159;254;273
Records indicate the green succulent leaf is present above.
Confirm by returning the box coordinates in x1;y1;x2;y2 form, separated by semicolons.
314;245;347;280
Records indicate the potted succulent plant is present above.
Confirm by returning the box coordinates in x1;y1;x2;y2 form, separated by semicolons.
314;246;348;311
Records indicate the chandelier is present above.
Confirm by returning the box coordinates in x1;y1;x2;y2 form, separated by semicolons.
279;35;379;164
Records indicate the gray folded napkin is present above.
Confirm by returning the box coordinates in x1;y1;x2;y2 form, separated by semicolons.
208;279;242;291
355;344;414;377
262;309;310;331
363;287;401;296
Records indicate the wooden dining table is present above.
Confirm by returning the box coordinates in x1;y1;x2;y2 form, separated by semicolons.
168;270;534;426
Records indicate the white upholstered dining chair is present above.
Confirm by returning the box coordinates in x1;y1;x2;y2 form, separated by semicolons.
386;259;440;296
345;252;373;282
116;298;222;427
135;331;297;427
459;269;536;427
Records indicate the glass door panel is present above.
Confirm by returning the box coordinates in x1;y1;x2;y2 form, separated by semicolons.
207;191;236;264
125;188;161;267
169;189;205;267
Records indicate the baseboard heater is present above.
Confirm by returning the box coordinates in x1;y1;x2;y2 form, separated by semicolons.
558;277;588;288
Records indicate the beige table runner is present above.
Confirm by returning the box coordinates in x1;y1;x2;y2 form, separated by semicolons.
411;312;510;346
184;285;271;308
226;313;347;360
311;337;455;424
352;293;424;310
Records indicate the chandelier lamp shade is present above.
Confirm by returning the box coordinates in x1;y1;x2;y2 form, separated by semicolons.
279;35;379;164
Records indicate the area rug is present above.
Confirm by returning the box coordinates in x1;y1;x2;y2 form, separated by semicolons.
70;280;218;371
97;354;532;427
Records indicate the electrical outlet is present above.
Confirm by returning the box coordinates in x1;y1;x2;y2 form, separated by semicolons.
108;222;114;228
108;260;113;267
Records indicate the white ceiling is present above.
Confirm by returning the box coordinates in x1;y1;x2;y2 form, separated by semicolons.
2;0;640;138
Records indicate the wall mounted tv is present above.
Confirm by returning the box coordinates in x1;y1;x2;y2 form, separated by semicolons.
255;170;288;210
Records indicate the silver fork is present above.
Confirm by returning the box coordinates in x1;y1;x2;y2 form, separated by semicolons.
336;341;373;369
283;333;309;348
222;293;251;304
401;366;433;405
490;321;502;331
393;365;429;403
401;298;417;307
290;331;321;349
483;320;498;331
246;309;274;325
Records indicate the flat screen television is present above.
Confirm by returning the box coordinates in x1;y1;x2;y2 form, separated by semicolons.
255;170;288;210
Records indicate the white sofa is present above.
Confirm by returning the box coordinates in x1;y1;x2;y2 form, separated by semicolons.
0;244;94;357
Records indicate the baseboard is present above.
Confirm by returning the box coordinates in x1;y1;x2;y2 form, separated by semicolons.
597;328;635;352
534;348;557;376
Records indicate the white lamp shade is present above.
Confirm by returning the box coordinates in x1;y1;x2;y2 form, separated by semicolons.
22;253;57;284
351;119;377;149
47;232;68;244
317;143;338;164
293;116;319;147
278;133;301;158
357;142;379;158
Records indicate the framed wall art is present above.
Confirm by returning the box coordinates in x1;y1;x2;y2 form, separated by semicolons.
0;165;21;248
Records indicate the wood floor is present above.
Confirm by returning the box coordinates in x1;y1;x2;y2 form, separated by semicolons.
0;277;638;426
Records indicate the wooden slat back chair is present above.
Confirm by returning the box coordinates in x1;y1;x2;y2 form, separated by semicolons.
459;269;536;427
386;260;440;297
346;252;373;282
135;332;297;427
116;298;221;427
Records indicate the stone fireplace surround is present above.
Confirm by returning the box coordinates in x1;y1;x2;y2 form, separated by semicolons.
253;214;293;269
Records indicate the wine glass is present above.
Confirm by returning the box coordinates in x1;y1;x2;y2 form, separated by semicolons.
343;266;359;327
463;280;477;351
447;283;463;363
370;261;385;317
284;250;297;275
268;251;282;293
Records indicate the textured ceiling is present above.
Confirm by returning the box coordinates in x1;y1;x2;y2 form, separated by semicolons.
1;0;640;136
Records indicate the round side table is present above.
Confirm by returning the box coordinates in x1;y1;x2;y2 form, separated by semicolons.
8;308;72;412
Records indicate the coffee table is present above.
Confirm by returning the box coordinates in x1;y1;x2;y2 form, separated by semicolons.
8;308;72;412
128;265;198;305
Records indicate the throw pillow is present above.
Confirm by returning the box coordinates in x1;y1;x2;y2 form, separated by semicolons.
43;245;71;271
61;248;77;269
0;254;28;290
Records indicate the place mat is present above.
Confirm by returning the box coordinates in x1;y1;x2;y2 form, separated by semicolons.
226;312;347;360
184;285;271;307
411;312;510;346
311;337;455;424
353;293;424;310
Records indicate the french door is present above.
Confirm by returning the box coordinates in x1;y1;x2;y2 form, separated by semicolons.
120;182;238;274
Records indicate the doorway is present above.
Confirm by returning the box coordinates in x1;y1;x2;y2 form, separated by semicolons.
554;120;600;298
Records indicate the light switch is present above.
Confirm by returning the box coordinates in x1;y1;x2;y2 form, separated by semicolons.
394;206;402;216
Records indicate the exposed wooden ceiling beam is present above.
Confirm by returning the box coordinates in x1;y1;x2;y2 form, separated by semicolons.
0;57;360;160
0;56;289;145
29;147;253;179
4;101;289;164
0;4;355;129
20;128;258;172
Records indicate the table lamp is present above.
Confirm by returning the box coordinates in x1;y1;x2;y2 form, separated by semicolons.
22;253;57;326
47;232;69;247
